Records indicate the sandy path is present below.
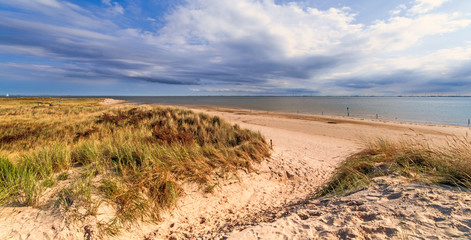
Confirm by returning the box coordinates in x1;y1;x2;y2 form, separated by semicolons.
146;109;361;239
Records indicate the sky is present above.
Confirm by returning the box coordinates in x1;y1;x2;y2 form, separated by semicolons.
0;0;470;96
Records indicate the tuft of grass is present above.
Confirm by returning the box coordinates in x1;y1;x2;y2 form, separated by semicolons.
0;98;271;234
56;188;74;211
318;138;471;197
57;172;69;181
20;171;42;206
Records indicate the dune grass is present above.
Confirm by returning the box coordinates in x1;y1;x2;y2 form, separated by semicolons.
318;138;471;197
0;98;270;234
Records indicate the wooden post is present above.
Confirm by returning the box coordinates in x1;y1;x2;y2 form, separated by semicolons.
270;139;273;149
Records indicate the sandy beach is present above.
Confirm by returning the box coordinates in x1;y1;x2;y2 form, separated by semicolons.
1;104;470;239
187;107;470;238
145;106;470;239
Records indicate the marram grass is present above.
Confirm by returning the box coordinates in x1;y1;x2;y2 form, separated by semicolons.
317;138;471;197
0;98;270;235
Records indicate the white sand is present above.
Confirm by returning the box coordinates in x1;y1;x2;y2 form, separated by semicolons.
98;98;127;105
228;177;471;239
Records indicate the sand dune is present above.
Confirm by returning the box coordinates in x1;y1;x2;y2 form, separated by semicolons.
1;105;469;239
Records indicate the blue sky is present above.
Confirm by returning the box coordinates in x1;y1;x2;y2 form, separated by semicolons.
0;0;470;96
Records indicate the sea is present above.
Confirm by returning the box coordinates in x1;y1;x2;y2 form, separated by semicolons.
109;96;471;127
3;96;470;126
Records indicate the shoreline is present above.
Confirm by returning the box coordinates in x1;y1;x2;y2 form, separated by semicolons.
186;105;468;128
120;98;471;128
110;95;471;127
184;105;469;141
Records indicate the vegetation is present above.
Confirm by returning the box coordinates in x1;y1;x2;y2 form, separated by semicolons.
0;98;270;235
318;138;471;197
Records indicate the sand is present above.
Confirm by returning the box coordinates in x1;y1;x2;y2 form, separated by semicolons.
1;105;470;239
98;98;128;105
228;177;471;239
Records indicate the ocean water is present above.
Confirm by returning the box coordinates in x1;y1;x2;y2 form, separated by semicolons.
114;96;471;127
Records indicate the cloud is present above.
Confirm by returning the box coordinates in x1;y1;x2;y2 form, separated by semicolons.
158;0;363;57
111;2;124;14
0;0;470;95
409;0;448;14
320;45;471;95
390;4;407;16
366;13;471;52
101;0;124;14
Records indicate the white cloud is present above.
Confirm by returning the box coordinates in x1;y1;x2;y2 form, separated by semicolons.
159;0;470;59
35;0;61;8
101;0;124;14
366;13;471;52
111;2;124;14
0;17;117;41
329;45;471;77
409;0;448;14
390;4;407;16
158;0;363;57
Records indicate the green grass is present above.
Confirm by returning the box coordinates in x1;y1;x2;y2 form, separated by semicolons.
317;138;471;197
0;98;270;234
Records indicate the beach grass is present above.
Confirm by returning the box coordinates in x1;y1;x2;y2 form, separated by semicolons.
317;138;471;197
0;98;270;235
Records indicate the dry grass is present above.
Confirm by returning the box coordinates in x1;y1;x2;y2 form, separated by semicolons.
317;138;471;197
0;98;270;235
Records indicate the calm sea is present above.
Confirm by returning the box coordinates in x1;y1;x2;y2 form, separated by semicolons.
112;96;471;127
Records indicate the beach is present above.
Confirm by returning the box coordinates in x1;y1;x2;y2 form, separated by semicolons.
1;103;470;239
144;106;470;239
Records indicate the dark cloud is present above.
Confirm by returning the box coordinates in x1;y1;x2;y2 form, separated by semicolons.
129;76;200;85
328;66;471;95
334;71;413;89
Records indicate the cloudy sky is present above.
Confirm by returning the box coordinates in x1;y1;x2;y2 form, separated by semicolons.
0;0;470;96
